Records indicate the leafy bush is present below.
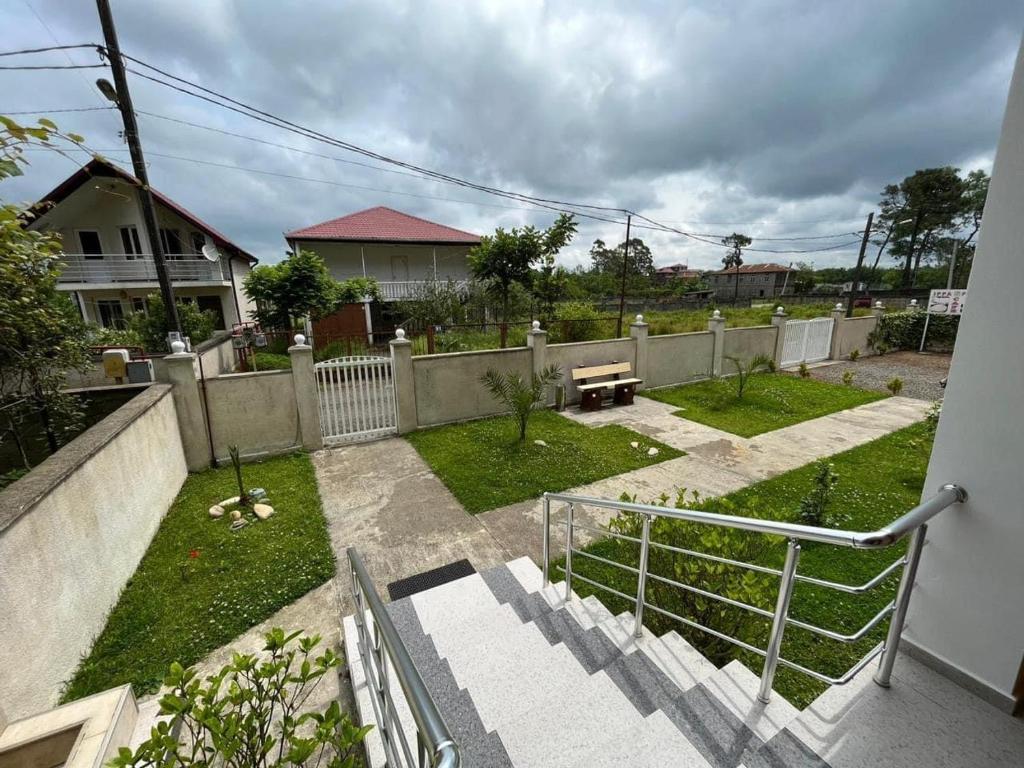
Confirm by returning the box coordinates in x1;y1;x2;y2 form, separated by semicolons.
887;377;904;396
848;348;860;361
111;628;370;768
85;324;143;348
480;364;561;440
606;490;776;665
128;294;216;352
251;352;292;371
553;301;604;342
924;400;942;439
797;362;810;378
798;461;839;526
842;370;855;386
875;310;959;351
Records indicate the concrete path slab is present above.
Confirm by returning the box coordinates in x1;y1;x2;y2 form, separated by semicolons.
311;438;513;615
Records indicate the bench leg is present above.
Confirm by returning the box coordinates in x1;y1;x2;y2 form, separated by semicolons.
613;384;636;406
581;390;603;411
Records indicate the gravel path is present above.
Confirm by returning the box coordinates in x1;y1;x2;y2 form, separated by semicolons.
797;351;950;401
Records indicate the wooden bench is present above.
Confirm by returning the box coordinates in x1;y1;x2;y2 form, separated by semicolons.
571;361;643;411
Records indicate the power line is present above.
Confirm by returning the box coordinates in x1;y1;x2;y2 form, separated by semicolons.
0;43;99;57
1;106;116;115
0;63;107;70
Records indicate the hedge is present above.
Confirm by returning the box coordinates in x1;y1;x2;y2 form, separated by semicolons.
873;310;959;351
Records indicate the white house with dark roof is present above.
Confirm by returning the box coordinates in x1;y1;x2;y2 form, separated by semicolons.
27;157;257;330
708;262;795;299
285;206;481;301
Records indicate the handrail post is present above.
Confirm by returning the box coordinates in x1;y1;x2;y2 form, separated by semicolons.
542;495;551;587
564;503;575;601
634;513;651;638
758;538;801;703
874;523;927;687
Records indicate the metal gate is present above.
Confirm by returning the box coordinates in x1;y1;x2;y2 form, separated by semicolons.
315;355;397;444
780;317;834;367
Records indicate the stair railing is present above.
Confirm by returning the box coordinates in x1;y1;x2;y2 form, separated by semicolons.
348;547;460;767
541;484;966;703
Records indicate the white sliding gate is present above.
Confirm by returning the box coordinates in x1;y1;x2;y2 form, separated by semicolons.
315;356;397;444
780;317;834;367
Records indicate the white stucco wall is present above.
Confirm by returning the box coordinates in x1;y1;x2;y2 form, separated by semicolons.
547;338;638;405
904;37;1024;709
293;240;473;283
646;332;715;387
202;370;300;461
0;386;186;719
412;347;532;426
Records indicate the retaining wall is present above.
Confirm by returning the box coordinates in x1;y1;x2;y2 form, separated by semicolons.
646;332;714;388
412;347;532;426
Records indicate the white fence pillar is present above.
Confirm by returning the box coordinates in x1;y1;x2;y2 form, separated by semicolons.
288;335;322;451
770;306;788;366
708;310;726;376
527;320;548;377
390;329;417;435
829;303;846;360
630;314;649;390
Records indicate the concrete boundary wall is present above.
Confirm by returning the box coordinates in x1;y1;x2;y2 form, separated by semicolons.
646;332;714;388
202;370;301;462
547;337;637;405
832;315;879;359
0;385;186;719
412;347;533;426
722;326;778;367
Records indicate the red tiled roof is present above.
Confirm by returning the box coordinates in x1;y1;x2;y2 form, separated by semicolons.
286;206;481;244
28;158;257;262
710;262;793;275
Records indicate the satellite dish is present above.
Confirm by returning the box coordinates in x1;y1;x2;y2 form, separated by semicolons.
201;244;221;262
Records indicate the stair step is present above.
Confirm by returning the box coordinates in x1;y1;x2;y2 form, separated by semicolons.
577;709;717;768
700;660;801;744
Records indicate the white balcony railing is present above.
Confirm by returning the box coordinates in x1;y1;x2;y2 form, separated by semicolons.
57;254;229;284
377;280;469;301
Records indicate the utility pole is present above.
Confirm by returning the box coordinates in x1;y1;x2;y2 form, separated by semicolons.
846;211;874;318
946;239;959;289
615;214;632;338
95;0;180;336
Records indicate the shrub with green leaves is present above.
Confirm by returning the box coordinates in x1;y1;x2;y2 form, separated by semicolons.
798;461;840;526
128;294;217;352
553;301;605;342
480;364;561;440
797;362;810;378
887;377;904;396
848;348;860;361
251;352;292;370
876;310;959;351
110;628;370;768
842;370;855;386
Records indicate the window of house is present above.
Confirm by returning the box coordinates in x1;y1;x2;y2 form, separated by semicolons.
130;296;147;314
190;231;207;255
96;299;125;328
77;230;103;258
119;226;143;258
159;228;183;256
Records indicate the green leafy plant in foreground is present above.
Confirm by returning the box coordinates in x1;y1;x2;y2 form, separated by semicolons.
724;353;774;399
110;628;370;768
480;364;562;441
798;461;840;527
887;377;904;396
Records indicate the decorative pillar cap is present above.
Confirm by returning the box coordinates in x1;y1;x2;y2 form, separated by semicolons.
775;306;785;315
835;303;844;311
874;300;884;308
293;333;306;346
531;320;541;330
395;328;406;339
170;340;186;354
712;309;721;319
909;299;918;307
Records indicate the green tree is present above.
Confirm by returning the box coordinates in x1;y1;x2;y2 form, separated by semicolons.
791;261;816;295
721;233;751;302
589;237;655;277
469;214;577;322
127;294;217;351
0;116;91;461
244;249;377;329
480;364;562;441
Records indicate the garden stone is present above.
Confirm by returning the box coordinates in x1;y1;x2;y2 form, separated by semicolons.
648;447;660;457
230;519;247;531
533;440;548;447
209;504;224;518
253;503;274;520
630;441;639;449
221;496;240;508
230;509;242;521
249;487;267;501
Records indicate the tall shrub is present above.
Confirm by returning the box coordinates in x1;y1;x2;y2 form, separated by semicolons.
480;365;562;440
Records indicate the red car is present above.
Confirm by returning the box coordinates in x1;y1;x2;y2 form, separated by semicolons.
852;296;873;308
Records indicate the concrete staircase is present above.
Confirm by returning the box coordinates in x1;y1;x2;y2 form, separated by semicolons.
343;557;1024;768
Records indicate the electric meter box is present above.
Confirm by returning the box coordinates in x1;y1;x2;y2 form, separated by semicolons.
126;359;155;384
102;349;130;380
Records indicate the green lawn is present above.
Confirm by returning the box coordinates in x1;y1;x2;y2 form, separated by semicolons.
642;373;886;437
405;409;684;513
562;421;932;708
62;453;336;701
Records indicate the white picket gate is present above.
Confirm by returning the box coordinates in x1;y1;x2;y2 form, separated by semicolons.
315;356;397;444
780;317;834;367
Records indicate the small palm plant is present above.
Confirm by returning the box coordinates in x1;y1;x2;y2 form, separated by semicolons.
480;364;561;441
723;353;774;399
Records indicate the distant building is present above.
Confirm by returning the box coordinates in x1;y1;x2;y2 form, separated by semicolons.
707;262;794;299
654;263;702;282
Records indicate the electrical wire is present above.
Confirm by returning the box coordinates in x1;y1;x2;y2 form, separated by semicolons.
0;63;107;70
0;43;99;57
1;106;116;115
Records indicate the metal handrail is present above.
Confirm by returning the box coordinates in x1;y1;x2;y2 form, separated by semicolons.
541;484;966;703
348;548;460;768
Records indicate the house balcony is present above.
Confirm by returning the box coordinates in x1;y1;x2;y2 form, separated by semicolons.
55;254;231;289
377;279;469;301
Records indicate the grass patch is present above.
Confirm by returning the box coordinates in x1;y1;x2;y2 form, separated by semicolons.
406;409;683;513
642;373;886;437
62;452;335;701
562;421;932;708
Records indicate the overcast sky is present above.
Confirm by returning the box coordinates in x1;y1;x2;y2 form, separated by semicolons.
3;1;1022;270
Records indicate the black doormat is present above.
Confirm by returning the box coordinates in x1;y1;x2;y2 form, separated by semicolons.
387;559;476;601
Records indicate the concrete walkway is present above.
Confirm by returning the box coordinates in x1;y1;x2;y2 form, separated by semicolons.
477;395;930;562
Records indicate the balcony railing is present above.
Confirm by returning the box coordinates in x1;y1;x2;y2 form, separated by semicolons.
57;254;229;284
378;280;470;301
